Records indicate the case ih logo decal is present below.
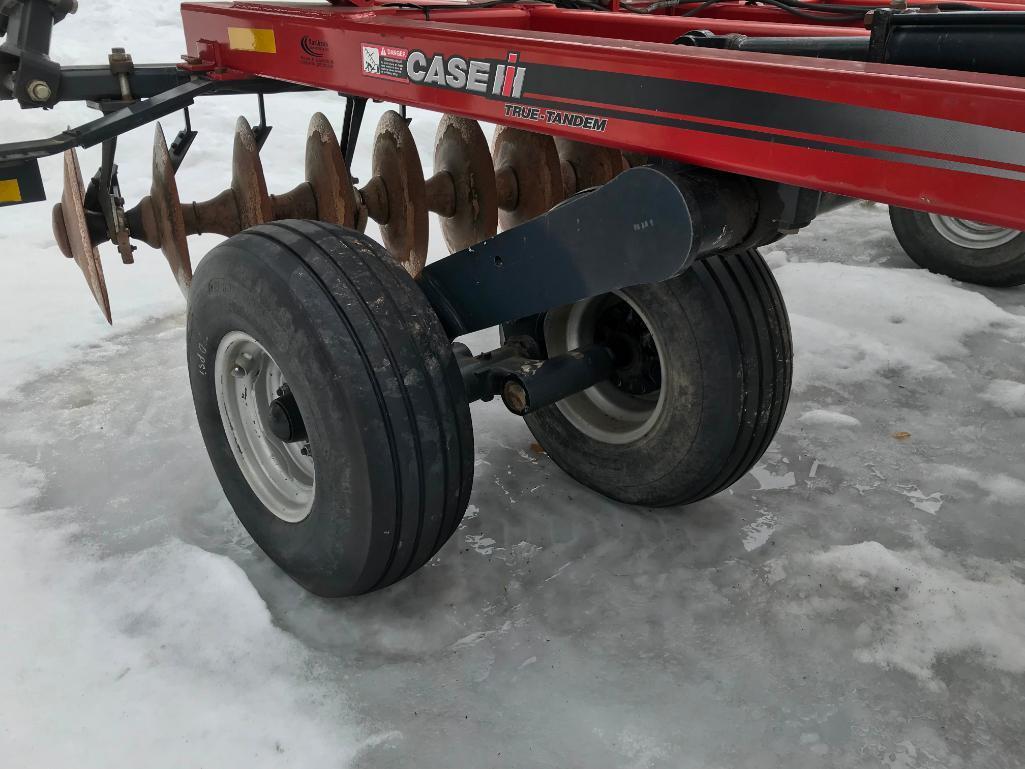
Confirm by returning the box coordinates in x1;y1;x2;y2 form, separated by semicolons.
361;45;525;98
360;45;607;132
407;51;526;98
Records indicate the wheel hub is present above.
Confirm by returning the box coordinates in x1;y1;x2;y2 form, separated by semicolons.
267;385;308;444
594;302;661;396
928;214;1019;250
214;332;315;523
543;292;667;445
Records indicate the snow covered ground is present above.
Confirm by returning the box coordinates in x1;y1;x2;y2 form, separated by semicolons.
2;3;1025;767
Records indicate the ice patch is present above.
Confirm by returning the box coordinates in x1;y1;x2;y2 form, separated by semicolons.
593;725;669;769
749;464;797;491
465;533;497;555
896;485;944;515
449;621;512;651
980;379;1025;416
798;732;830;755
544;561;573;583
764;559;788;584
881;740;921;769
798;409;861;428
741;511;777;552
798;541;1025;688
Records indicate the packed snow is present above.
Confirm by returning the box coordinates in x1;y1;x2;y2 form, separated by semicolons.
774;260;1025;391
980;379;1025;415
793;540;1025;689
798;409;862;429
2;3;1024;767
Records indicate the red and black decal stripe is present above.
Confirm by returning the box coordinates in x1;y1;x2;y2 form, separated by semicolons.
517;64;1025;181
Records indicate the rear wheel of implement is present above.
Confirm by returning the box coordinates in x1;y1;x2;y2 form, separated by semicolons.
187;221;473;596
889;206;1025;287
501;249;792;507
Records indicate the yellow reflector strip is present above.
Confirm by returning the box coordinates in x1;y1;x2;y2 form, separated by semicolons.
0;179;22;203
227;27;277;54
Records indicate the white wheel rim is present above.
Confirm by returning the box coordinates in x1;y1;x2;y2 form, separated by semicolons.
544;292;666;445
928;214;1019;250
214;331;315;523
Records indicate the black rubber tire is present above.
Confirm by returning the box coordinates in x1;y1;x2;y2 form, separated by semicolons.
889;206;1025;287
187;221;473;597
502;249;792;507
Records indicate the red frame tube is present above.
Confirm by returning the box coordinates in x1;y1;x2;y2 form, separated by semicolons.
181;2;1025;229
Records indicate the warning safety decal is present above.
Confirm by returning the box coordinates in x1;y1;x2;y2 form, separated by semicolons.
361;44;409;81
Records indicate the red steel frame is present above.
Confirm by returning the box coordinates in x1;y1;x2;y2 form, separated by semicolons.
180;1;1025;229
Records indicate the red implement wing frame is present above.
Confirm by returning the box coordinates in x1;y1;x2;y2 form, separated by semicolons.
181;1;1025;229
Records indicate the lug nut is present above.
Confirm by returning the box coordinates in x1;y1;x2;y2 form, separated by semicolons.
27;80;52;103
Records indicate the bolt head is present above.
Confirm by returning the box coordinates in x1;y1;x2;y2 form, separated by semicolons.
27;80;52;103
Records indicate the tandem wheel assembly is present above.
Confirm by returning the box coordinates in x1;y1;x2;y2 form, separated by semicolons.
180;131;794;596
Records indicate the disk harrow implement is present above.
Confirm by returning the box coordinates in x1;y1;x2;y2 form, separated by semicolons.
2;0;1024;597
51;114;354;318
48;104;634;321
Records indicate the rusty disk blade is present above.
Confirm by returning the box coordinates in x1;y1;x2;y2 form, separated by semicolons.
306;113;360;229
372;110;428;277
555;138;628;193
151;123;193;295
232;116;273;230
492;126;563;230
57;149;112;324
433;115;497;253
